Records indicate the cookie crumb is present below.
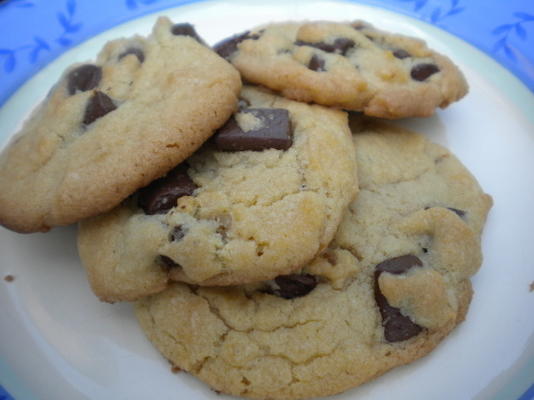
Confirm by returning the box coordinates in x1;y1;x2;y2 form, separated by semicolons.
171;365;182;374
4;275;14;282
529;281;534;292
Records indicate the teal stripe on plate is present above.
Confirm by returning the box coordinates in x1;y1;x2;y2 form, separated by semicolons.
0;358;39;400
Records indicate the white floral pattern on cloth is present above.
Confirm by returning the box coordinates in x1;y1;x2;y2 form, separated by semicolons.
0;0;533;107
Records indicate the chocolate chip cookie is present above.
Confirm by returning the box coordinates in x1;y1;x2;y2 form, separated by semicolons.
215;21;467;118
78;86;358;302
134;118;492;399
0;17;241;233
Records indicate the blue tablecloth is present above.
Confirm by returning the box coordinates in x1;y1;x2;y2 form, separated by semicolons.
0;0;533;108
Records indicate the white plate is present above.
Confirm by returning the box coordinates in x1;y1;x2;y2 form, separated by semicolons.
1;1;533;399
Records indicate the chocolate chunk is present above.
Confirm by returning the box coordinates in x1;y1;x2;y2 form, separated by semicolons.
83;91;117;125
272;274;317;299
374;255;423;342
296;38;355;55
375;255;422;275
138;165;197;215
214;31;260;59
375;293;423;342
213;108;292;151
424;206;466;218
411;63;440;81
158;255;181;271
67;64;102;95
331;38;355;55
170;23;206;44
169;225;185;242
393;49;411;59
447;207;466;218
308;54;326;71
118;47;145;63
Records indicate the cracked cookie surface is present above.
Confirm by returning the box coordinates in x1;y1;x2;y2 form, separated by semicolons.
78;86;358;301
214;21;467;118
0;17;241;233
135;118;492;400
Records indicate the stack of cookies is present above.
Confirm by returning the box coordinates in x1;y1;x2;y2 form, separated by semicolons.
0;16;493;400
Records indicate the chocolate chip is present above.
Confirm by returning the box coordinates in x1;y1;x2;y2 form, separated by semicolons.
83;91;117;125
411;63;440;81
424;206;466;218
213;108;292;151
158;255;181;271
213;31;260;59
308;54;326;71
447;207;466;218
296;38;355;55
376;255;422;275
118;47;145;63
375;293;423;342
67;64;102;95
169;225;185;242
170;23;206;44
332;38;355;54
374;255;423;342
138;164;197;215
271;274;317;299
393;49;411;59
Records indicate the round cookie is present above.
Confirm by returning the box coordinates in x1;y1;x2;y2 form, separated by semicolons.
0;17;241;233
135;118;492;400
214;20;468;118
78;86;358;302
